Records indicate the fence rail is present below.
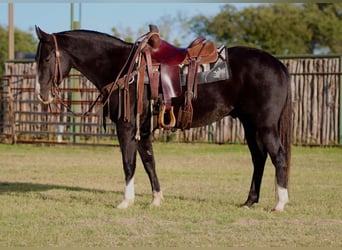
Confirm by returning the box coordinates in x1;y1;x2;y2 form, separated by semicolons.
0;62;116;145
1;55;341;146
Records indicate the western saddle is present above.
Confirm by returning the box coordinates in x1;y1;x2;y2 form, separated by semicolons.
123;24;218;139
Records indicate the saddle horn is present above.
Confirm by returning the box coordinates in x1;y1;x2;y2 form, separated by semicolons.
148;24;160;49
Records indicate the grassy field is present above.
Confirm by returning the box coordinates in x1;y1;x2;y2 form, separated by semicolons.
0;142;341;247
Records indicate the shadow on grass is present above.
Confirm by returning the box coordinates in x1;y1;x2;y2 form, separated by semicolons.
0;181;118;195
0;181;155;209
0;182;247;209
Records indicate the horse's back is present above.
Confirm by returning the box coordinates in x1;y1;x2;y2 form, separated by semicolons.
228;46;290;126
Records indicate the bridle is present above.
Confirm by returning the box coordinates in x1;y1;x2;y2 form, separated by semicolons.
36;30;158;126
51;34;64;91
37;34;104;116
36;34;63;105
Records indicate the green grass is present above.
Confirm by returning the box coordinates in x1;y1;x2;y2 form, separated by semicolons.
0;143;341;247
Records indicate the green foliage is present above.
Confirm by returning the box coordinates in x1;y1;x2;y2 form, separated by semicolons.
108;3;341;55
0;25;37;76
303;3;342;53
111;26;134;43
110;10;192;47
0;26;37;57
189;3;342;54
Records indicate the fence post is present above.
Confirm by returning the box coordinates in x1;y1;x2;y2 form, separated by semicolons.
339;56;342;145
7;77;16;144
70;74;81;143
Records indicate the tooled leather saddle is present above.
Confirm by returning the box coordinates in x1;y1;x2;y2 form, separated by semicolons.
143;24;218;130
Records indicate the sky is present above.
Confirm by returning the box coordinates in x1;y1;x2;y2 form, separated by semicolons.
0;2;258;45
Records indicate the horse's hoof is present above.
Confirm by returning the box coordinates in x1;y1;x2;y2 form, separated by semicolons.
117;199;134;209
242;205;250;209
150;191;164;207
271;208;284;213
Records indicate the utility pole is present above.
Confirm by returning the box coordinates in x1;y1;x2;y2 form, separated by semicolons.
8;3;14;60
70;3;82;143
70;3;81;29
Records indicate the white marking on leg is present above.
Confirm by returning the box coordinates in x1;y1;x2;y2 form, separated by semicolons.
274;185;289;212
150;191;163;207
117;178;135;209
125;177;135;200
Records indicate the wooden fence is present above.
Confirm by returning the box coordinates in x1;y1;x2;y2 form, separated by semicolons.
281;55;341;145
0;61;116;145
0;55;341;146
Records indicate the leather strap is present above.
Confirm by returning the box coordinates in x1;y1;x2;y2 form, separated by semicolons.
51;34;63;87
177;58;199;129
144;49;159;100
122;31;159;122
137;54;146;115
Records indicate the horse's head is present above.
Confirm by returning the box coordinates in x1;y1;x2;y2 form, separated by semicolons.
35;26;72;104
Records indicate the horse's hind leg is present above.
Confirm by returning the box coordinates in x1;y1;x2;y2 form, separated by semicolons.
259;126;289;212
243;123;268;208
137;134;163;207
116;121;138;209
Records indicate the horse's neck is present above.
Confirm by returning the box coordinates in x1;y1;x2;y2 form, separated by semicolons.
61;35;132;90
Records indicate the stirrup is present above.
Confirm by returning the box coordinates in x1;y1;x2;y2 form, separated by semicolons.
158;104;176;129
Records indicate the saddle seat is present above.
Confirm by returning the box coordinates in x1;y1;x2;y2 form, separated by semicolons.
149;35;217;66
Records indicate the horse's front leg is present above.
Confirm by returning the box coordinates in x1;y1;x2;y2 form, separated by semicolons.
116;120;138;209
137;134;163;207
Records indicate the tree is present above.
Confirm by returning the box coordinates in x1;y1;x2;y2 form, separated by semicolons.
238;4;310;54
0;25;37;76
303;3;342;53
189;3;342;54
111;26;135;43
0;26;37;59
110;10;193;47
152;11;192;46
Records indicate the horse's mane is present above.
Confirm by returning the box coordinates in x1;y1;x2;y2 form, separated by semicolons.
56;29;133;47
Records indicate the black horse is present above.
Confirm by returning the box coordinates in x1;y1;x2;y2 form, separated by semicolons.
35;26;292;211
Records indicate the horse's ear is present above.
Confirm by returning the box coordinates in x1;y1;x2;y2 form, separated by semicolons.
35;25;51;42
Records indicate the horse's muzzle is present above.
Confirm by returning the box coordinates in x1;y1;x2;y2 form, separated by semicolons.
37;93;54;104
35;78;54;104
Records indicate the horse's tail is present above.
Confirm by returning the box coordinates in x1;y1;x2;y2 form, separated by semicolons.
279;72;292;189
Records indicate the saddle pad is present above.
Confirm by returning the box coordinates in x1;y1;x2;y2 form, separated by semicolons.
180;46;230;86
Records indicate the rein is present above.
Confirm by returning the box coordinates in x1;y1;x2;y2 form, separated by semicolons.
52;34;63;87
51;34;105;116
37;34;110;117
37;31;158;135
36;35;61;105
